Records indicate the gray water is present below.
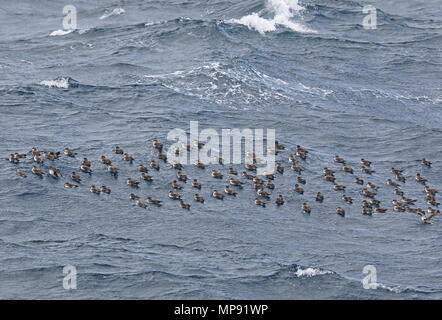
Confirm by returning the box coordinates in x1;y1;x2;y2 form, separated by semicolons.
0;0;441;299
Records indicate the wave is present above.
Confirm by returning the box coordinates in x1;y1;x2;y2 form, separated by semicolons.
100;8;125;20
39;77;71;89
49;29;74;37
227;0;316;34
294;266;334;277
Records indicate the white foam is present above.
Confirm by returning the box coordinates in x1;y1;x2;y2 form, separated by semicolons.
49;29;74;37
100;8;125;20
39;78;70;89
228;0;316;34
295;266;332;277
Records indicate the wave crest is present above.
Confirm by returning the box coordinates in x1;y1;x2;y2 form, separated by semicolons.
228;0;316;34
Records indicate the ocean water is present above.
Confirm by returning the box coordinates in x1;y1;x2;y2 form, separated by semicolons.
0;0;441;299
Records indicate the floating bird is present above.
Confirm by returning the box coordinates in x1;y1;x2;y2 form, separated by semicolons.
257;188;271;198
107;165;118;175
367;182;380;190
100;186;111;194
135;199;147;208
294;184;304;194
266;180;275;189
16;168;27;178
333;184;346;191
291;164;303;173
336;207;345;217
100;156;112;165
416;209;440;224
253;177;263;185
31;166;44;176
242;171;255;180
127;178;140;187
33;155;44;164
211;170;223;179
152;139;163;151
229;178;244;186
224;186;237;196
421;158;432;167
194;161;207;169
245;163;257;171
323;168;335;175
70;172;81;182
212;190;224;200
297;177;306;184
90;185;100;194
44;151;61;160
80;164;92;174
276;163;284;174
168;191;182;200
302;203;311;214
179;200;191;210
82;158;91;167
114;145;124;154
275;195;284;206
415;173;427;184
123;153;134;162
360;159;371;166
390;168;403;175
194;194;205;203
48;166;61;179
255;198;266;208
275;141;286;150
387;179;399;187
150;160;160;170
129;193;140;201
176;171;187;182
64;148;77;157
8;154;19;163
64;182;78;188
172;161;184;170
31;147;40;156
362;167;375;175
146;197;162;206
140;173;153;181
342;195;353;204
342;165;354;174
157;147;170;159
171;180;183;190
228;167;238;175
362;188;376;198
289;155;298;164
334;155;345;164
316;192;324;202
191;179;202;189
355;177;364;185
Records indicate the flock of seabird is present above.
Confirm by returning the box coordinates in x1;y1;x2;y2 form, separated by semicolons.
7;139;441;224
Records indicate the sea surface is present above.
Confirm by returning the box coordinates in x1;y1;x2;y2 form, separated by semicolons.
0;0;441;299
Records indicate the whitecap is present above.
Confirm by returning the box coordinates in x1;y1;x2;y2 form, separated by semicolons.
295;266;333;277
100;8;125;20
39;78;70;89
228;0;316;34
49;29;74;37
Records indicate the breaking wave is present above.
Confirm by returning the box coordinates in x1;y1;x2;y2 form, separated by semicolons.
228;0;316;34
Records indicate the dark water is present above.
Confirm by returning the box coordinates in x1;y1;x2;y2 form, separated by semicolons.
0;0;441;299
